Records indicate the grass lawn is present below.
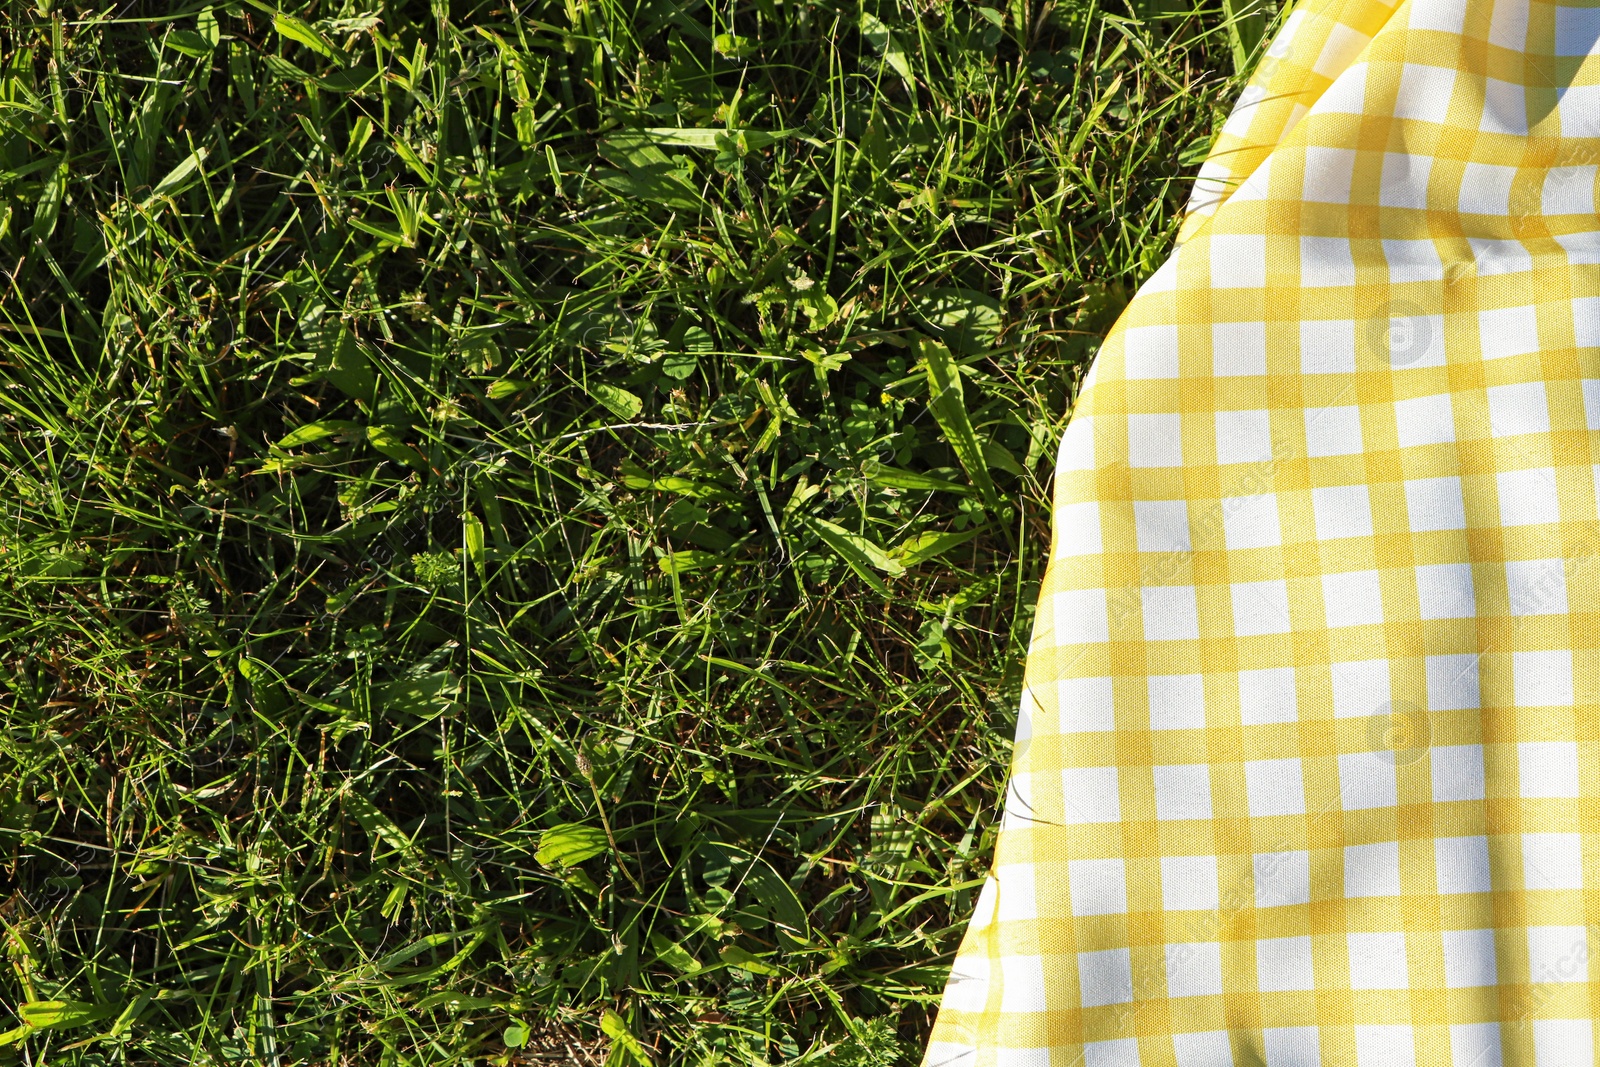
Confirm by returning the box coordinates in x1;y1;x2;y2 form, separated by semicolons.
0;0;1261;1062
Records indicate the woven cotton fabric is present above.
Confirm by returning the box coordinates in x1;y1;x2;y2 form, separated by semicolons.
924;0;1600;1063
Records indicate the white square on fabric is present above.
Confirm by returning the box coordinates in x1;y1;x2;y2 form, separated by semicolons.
1324;570;1385;628
1486;381;1552;436
1304;147;1358;203
927;1042;981;1066
1314;21;1370;75
1383;237;1445;281
1265;1028;1324;1066
1405;475;1467;530
1061;766;1122;823
1524;833;1584;890
1257;936;1316;992
1583;380;1600;428
1233;580;1292;635
966;880;998;936
1450;1024;1503;1067
1432;744;1487;801
1559;229;1600;262
1059;676;1116;733
1128;412;1185;467
1019;688;1054;735
1053;501;1104;559
1394;63;1458;124
1459;162;1517;214
1232;157;1275;203
1519;741;1581;796
1211;233;1268;288
1134;499;1192;553
993;863;1039;921
1557;83;1600;138
1266;8;1305;58
1355;1025;1417;1067
1514;651;1575;707
1246;758;1307;816
1510;556;1561;614
999;954;1049;1013
1162;854;1220;911
1533;1021;1591;1067
1302;236;1357;287
1384;310;1446;367
1153;763;1213;820
1507;558;1567;616
1543;165;1597;214
1312;484;1375;540
1301;319;1359;373
1239;667;1297;725
939;952;991;1012
1139;257;1179;294
1068;857;1128;916
1345;841;1402;897
1255;850;1312;907
1497;467;1561;525
1527;926;1589;983
1469;236;1534;275
1081;357;1101;391
1531;1021;1591;1067
1394;393;1455;447
1057;414;1095;471
1442;929;1499;988
1216;409;1275;464
994;1050;1052;1067
1481;77;1528;134
1052;588;1110;645
1165;942;1224;998
1223;84;1268;136
1213;320;1269;376
1081;1039;1139;1067
1313;62;1369;116
1379;151;1432;210
1479;304;1540;360
1172;1032;1232;1061
1436;836;1493;894
1305;404;1365;457
1143;586;1201;640
1223;493;1284;549
1416;562;1476;619
1332;658;1392;718
1489;0;1530;48
1077;947;1134;1007
1556;4;1600;53
1189;159;1234;212
1148;673;1206;731
1426;655;1481;712
1339;751;1398;810
1001;774;1034;832
1409;0;1467;32
1122;323;1181;380
1348;931;1409;989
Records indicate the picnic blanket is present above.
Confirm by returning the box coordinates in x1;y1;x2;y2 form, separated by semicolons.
924;0;1600;1062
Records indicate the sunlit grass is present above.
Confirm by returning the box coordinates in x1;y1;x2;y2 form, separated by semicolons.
0;0;1257;1061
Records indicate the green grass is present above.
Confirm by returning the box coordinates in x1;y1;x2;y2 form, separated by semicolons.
0;0;1265;1062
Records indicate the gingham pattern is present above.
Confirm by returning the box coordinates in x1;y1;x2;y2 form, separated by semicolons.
924;0;1600;1063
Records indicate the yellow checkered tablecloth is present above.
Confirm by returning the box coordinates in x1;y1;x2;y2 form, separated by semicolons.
924;0;1600;1063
